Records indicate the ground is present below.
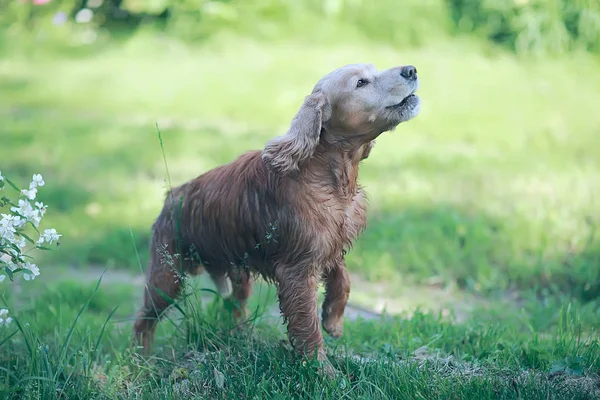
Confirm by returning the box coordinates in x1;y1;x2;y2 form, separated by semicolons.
1;29;600;399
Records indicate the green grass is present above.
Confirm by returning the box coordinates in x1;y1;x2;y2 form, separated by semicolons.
1;271;599;399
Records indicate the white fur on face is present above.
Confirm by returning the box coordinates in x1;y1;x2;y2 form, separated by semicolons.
314;63;421;133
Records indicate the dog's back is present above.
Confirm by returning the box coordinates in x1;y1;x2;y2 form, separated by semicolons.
150;150;284;279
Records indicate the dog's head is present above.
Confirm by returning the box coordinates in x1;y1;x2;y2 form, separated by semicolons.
314;63;420;137
263;63;420;175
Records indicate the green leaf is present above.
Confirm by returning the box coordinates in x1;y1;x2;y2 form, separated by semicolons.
7;242;22;255
567;356;585;376
1;196;17;208
26;220;40;234
551;356;586;376
0;329;18;348
36;246;54;251
3;178;20;192
19;232;36;245
550;359;567;374
11;211;25;221
93;305;119;354
5;268;14;282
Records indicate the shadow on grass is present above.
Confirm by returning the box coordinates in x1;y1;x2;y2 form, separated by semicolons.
351;204;600;301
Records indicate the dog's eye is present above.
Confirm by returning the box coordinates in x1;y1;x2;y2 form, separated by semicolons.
356;79;368;88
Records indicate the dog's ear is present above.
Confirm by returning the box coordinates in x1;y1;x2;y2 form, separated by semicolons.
262;92;329;175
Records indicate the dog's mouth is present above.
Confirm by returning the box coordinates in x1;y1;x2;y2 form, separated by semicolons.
386;93;417;109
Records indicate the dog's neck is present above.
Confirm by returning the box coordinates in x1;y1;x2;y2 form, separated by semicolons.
302;138;366;197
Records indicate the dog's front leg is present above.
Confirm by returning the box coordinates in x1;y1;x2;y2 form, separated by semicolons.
275;264;336;377
321;257;350;339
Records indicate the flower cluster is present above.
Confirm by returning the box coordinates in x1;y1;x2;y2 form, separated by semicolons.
0;171;61;326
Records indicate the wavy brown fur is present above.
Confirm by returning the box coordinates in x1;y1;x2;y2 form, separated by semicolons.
133;63;421;376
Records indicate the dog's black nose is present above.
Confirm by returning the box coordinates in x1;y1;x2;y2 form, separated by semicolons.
400;65;417;80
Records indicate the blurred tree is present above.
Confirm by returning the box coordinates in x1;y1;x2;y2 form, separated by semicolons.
1;0;598;55
446;0;600;55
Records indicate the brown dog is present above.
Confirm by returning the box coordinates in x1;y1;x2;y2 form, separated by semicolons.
133;63;420;375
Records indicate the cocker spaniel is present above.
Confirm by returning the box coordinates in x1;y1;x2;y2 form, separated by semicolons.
133;62;421;376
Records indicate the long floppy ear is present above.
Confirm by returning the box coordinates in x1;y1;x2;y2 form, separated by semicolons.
262;91;329;175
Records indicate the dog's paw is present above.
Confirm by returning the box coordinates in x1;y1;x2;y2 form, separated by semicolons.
320;360;340;379
322;318;344;339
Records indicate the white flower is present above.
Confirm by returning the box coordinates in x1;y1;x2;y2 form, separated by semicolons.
1;250;19;271
11;200;41;227
18;236;26;249
1;251;14;265
38;228;61;245
20;187;37;200
35;202;47;216
30;174;45;189
0;309;11;326
5;212;25;229
0;214;21;229
0;171;59;321
0;229;15;244
0;171;3;182
5;260;17;271
0;214;20;243
22;262;40;281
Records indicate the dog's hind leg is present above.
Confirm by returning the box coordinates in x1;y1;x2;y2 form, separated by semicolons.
209;272;233;298
228;268;253;320
133;241;185;355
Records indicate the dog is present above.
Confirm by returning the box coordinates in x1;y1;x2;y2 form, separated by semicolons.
133;63;420;376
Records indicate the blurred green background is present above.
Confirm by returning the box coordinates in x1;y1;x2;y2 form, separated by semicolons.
1;0;599;301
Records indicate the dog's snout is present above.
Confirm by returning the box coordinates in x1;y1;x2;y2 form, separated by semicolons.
400;65;417;80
